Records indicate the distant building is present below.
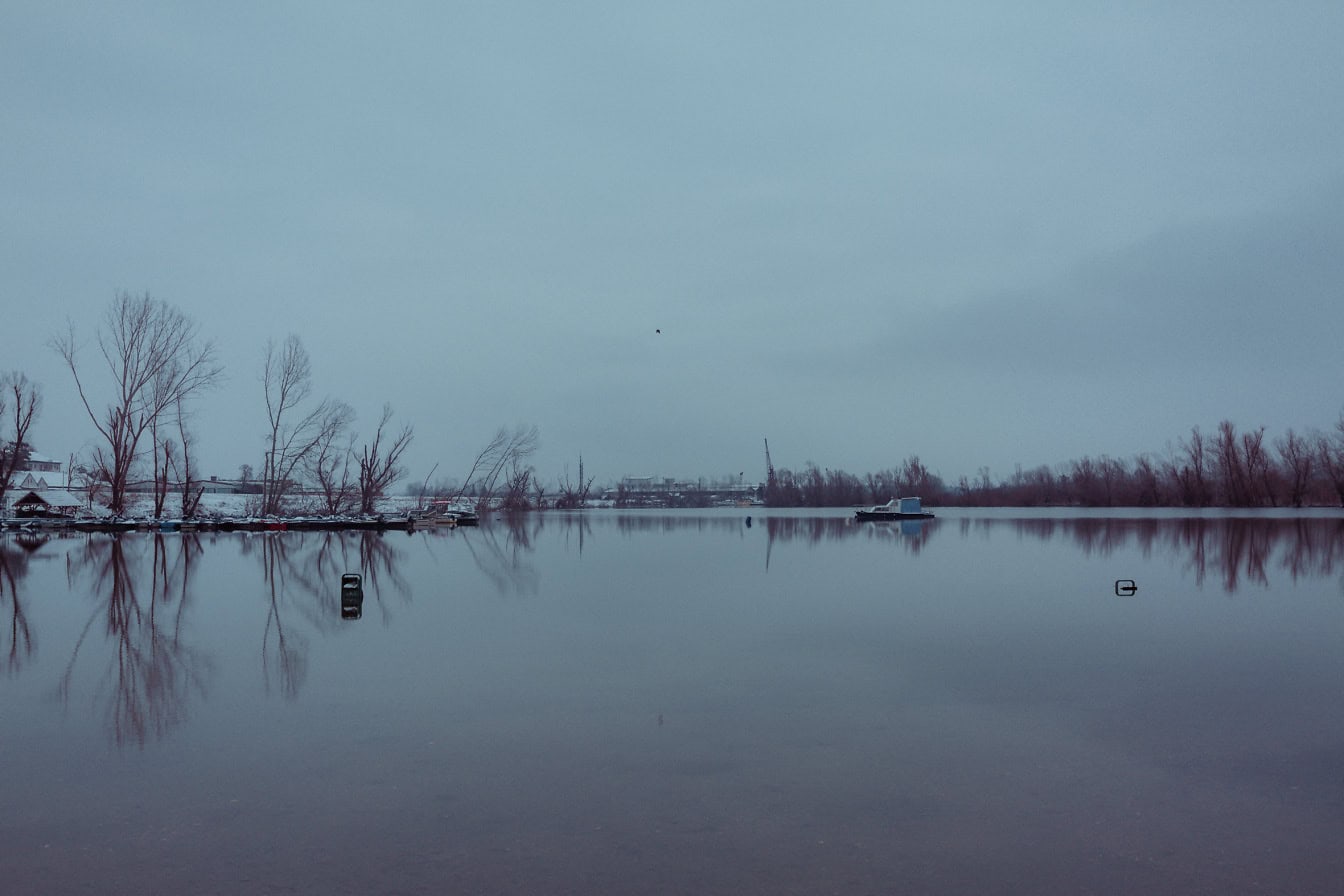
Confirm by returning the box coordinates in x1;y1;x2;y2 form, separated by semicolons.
19;450;63;476
123;475;245;495
618;475;679;494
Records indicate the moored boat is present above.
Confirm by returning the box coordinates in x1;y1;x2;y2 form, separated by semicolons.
855;497;935;520
410;499;480;527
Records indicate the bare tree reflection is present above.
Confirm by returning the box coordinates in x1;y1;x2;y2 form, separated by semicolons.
252;531;414;697
572;511;1344;595
259;534;310;700
1174;519;1212;587
519;511;591;557
463;518;539;597
61;534;212;748
357;531;412;623
1216;519;1272;591
614;514;764;537
1280;518;1344;582
595;511;1344;594
1;536;35;675
1000;516;1344;594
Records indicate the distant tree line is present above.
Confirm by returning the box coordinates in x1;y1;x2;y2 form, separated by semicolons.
765;455;940;508
765;416;1344;508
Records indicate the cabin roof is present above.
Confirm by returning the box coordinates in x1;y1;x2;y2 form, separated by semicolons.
10;489;82;509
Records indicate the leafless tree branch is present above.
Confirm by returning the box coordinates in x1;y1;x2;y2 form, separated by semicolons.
357;404;413;515
50;293;220;514
0;372;43;510
260;335;354;515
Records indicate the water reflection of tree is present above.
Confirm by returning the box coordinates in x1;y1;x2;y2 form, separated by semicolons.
526;511;594;557
599;513;929;547
357;531;411;622
539;512;935;568
613;515;750;536
463;517;539;597
257;534;311;699
1;537;35;675
1007;516;1344;594
253;531;411;697
61;534;212;748
1279;518;1344;583
762;515;850;544
583;512;1344;593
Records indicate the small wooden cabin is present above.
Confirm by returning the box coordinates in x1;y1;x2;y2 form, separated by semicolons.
9;489;82;518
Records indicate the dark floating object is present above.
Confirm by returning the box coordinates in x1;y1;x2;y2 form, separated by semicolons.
1114;579;1138;597
655;328;661;334
341;573;364;619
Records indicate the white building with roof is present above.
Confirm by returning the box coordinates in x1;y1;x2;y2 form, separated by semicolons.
2;449;71;513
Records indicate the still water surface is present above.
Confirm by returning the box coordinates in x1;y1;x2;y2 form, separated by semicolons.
3;509;1344;894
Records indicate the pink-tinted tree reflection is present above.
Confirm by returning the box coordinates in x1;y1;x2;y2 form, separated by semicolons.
60;534;212;748
252;531;411;697
256;534;312;700
1;536;36;675
1005;516;1344;594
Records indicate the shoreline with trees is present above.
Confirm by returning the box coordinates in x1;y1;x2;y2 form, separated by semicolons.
760;418;1344;510
5;293;1344;518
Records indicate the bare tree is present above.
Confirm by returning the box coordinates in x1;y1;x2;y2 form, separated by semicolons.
310;427;357;515
52;293;221;515
1211;420;1274;507
899;455;937;497
1276;428;1315;508
1069;456;1102;506
1132;453;1163;506
456;424;539;509
500;461;535;511
1240;425;1276;506
1;372;43;512
357;404;413;515
1317;414;1344;506
259;335;354;515
67;454;106;511
151;432;176;519
1212;421;1244;505
1176;426;1212;506
174;399;205;518
554;454;595;509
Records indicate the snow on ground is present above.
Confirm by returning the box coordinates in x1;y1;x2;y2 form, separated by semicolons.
115;492;422;518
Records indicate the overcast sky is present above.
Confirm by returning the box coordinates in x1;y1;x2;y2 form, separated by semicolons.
5;2;1344;489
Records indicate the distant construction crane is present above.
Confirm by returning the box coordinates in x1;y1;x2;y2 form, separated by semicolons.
764;438;777;495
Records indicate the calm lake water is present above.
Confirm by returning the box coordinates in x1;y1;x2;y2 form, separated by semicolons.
4;508;1344;895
